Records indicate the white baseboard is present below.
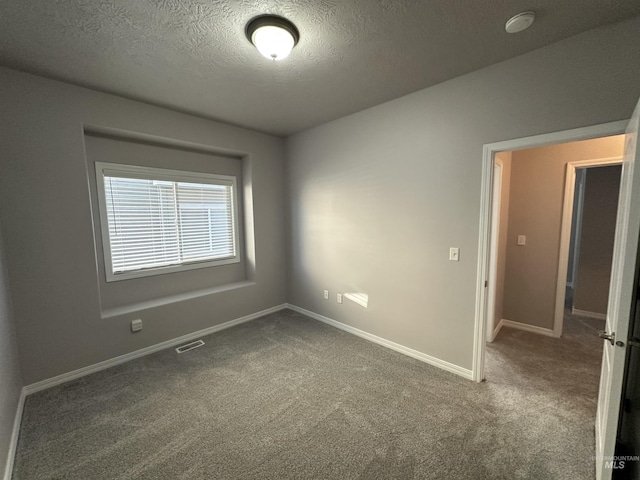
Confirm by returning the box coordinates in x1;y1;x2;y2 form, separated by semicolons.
488;319;505;342
286;304;473;381
501;319;557;337
571;307;606;320
24;304;287;395
3;388;26;480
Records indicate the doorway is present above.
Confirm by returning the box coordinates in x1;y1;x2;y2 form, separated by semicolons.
480;144;624;476
474;121;628;383
474;102;640;480
484;137;623;344
555;159;623;335
565;164;623;321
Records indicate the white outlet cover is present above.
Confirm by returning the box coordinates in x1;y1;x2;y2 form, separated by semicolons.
323;290;329;300
131;319;143;332
337;293;343;304
517;235;527;246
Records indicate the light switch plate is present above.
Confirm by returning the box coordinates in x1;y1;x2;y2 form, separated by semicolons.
323;290;329;300
337;293;343;304
517;235;527;246
449;247;460;261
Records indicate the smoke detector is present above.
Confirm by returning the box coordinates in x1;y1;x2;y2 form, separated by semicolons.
505;12;536;34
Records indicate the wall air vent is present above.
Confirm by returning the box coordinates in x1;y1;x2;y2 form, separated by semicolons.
175;339;205;354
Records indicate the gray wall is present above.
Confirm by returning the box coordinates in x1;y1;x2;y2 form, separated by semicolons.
0;219;23;475
574;165;622;315
503;136;623;329
285;17;640;370
0;68;287;384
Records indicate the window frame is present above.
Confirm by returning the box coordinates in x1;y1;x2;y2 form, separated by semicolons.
95;162;241;282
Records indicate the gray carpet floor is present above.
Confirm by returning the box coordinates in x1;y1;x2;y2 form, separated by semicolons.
12;309;603;479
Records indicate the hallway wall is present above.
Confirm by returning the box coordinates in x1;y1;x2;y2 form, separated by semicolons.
503;136;624;330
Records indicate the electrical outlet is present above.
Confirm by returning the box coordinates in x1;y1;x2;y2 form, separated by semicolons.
131;319;143;332
337;293;343;304
323;290;329;300
517;235;527;246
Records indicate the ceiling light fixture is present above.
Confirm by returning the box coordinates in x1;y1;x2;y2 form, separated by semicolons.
246;15;300;61
505;11;536;34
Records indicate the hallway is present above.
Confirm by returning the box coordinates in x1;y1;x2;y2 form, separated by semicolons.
486;312;604;479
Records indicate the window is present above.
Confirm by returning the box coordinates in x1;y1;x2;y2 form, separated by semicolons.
95;163;240;281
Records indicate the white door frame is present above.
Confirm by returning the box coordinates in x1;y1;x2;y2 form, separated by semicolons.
553;156;623;336
472;120;627;382
486;159;503;342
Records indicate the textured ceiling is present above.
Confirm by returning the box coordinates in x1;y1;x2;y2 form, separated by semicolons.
1;1;640;136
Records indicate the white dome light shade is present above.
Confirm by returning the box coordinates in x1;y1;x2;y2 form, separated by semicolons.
252;25;295;60
246;15;300;61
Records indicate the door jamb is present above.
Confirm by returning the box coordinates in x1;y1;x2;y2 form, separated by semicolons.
567;169;586;290
486;158;503;342
553;156;623;337
472;120;628;383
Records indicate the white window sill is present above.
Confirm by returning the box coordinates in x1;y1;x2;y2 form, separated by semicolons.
101;280;256;319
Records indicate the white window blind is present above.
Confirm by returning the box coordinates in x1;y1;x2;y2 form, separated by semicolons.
96;163;239;281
